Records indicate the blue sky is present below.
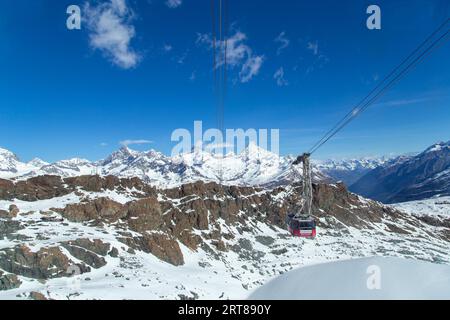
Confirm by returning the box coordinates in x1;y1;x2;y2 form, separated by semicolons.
0;0;449;162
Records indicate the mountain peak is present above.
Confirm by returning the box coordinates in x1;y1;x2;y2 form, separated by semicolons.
102;146;142;165
423;141;450;154
27;158;49;168
241;142;278;160
0;147;19;161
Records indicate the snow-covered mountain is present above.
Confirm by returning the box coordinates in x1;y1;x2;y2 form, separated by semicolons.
313;156;401;186
0;175;448;299
351;141;450;203
0;144;329;188
1;142;446;198
0;148;43;179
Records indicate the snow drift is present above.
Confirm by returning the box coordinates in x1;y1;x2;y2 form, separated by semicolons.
249;257;450;300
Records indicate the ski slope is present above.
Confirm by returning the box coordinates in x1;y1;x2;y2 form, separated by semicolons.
392;196;450;218
248;257;450;300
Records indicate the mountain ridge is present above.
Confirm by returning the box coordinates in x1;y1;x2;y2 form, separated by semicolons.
350;141;450;203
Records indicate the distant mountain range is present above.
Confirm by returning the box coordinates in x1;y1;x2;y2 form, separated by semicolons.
350;141;450;203
313;156;402;186
0;143;328;188
1;141;449;203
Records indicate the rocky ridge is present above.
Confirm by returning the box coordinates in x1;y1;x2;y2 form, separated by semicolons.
0;175;449;299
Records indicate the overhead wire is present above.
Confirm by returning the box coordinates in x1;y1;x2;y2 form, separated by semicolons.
308;19;450;155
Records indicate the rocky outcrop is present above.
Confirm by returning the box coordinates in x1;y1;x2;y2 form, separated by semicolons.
0;219;23;236
13;176;68;201
57;198;126;223
0;175;156;201
0;245;89;280
126;197;165;233
0;270;21;291
60;239;114;269
29;291;47;300
0;205;19;219
61;245;106;269
62;239;112;256
0;175;408;268
119;234;184;266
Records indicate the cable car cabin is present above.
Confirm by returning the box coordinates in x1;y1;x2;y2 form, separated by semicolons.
286;213;316;239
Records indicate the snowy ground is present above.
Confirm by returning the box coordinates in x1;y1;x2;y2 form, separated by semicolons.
392;196;450;218
248;256;450;300
0;189;449;300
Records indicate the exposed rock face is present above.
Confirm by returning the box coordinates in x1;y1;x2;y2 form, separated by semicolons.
0;220;23;236
63;239;111;256
29;291;47;300
0;205;19;219
58;198;126;223
0;175;442;270
0;270;21;291
126;197;165;233
61;244;107;269
119;234;184;266
0;210;10;219
0;246;89;280
8;205;19;217
0;175;156;201
13;176;68;201
60;239;112;269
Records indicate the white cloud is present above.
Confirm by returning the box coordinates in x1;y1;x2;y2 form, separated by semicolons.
166;0;182;8
197;31;264;83
274;31;290;55
274;67;288;86
378;97;432;107
85;0;140;69
307;41;319;55
163;44;173;52
240;55;263;83
120;139;153;147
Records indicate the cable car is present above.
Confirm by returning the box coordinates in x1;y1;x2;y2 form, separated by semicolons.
286;213;316;239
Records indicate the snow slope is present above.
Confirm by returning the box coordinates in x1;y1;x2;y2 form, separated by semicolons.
0;177;449;300
248;256;450;300
392;196;450;218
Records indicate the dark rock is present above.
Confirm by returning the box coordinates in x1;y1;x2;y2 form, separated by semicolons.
29;291;47;300
0;245;89;279
271;248;288;255
108;247;119;258
119;234;184;266
63;239;111;256
255;236;275;246
9;205;19;217
58;198;126;222
125;197;164;232
61;243;107;269
0;220;24;236
0;271;22;291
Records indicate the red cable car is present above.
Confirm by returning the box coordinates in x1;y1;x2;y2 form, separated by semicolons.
286;213;316;239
